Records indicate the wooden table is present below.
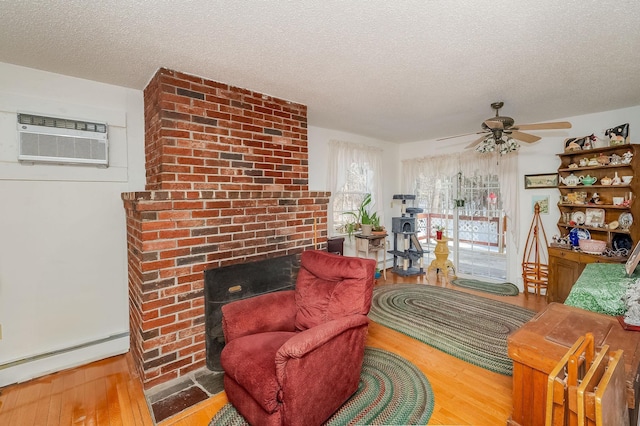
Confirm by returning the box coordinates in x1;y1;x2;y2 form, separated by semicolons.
507;303;640;426
354;233;387;279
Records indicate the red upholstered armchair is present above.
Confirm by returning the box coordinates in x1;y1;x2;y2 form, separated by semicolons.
220;250;376;426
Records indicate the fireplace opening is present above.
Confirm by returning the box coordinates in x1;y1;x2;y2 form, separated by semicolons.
203;254;300;371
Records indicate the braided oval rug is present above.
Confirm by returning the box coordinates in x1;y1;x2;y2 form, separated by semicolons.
451;278;520;296
209;347;434;426
369;284;536;375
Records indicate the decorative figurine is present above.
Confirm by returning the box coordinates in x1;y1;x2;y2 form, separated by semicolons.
605;123;629;145
597;153;610;165
612;172;622;185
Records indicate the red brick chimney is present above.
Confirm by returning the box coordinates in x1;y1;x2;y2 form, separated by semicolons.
122;68;329;389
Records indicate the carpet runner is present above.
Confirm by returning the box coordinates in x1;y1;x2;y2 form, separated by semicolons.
369;284;535;375
451;278;520;296
208;347;434;426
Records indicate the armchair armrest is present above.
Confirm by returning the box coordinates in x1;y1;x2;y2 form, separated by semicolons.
273;315;370;423
275;315;369;361
222;290;297;342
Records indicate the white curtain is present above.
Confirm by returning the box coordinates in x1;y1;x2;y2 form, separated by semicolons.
327;140;384;235
495;152;519;251
402;150;520;250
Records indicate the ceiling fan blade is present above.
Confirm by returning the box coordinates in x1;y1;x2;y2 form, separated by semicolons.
465;135;488;149
514;121;572;131
510;131;541;143
436;130;486;141
484;119;504;130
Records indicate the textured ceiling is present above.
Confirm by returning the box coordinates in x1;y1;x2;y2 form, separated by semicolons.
1;1;639;143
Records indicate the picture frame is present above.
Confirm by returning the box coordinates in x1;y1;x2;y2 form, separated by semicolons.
531;195;549;214
625;241;640;277
524;173;558;189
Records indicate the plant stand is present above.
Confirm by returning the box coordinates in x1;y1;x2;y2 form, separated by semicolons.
355;233;387;279
522;202;549;296
427;237;456;282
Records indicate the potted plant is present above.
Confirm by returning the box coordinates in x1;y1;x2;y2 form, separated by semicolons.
371;214;386;235
433;224;445;240
343;194;378;237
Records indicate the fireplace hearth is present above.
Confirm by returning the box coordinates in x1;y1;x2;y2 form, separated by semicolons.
204;254;299;370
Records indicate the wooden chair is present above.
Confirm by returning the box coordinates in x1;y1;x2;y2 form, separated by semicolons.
567;333;595;426
546;335;587;426
577;349;628;426
576;345;610;426
547;332;628;426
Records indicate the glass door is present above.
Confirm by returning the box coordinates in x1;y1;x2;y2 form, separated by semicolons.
415;172;507;280
456;173;507;280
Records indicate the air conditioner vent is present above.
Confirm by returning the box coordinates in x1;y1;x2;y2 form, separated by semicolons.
18;114;107;133
17;113;108;167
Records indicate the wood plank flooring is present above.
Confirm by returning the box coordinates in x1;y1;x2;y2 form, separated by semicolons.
0;349;153;425
0;272;548;425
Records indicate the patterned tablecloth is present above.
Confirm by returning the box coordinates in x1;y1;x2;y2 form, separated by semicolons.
564;263;639;316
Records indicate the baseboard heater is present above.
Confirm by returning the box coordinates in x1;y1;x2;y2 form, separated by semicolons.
0;331;129;387
0;331;129;371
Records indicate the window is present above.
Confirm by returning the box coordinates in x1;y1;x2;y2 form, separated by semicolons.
332;163;372;235
327;141;383;236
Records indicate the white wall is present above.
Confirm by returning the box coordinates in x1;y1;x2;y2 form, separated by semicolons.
398;105;640;287
0;62;145;385
308;126;398;259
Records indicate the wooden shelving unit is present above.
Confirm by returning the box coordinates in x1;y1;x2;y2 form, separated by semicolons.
548;143;639;302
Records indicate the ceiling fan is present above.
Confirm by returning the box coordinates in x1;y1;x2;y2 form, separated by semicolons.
439;102;572;151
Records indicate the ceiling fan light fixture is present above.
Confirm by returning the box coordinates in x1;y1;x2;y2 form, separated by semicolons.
476;135;520;155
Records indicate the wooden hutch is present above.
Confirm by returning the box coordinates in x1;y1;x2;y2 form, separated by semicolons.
548;143;639;302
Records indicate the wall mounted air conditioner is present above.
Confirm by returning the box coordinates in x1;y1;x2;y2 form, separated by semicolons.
17;113;109;167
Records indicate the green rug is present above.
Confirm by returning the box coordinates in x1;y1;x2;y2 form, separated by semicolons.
208;347;434;426
451;278;520;296
369;284;535;375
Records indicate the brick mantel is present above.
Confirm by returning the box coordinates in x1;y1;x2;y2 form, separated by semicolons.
123;68;329;389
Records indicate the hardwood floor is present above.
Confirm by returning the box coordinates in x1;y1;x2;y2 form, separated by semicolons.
0;349;154;426
0;272;548;425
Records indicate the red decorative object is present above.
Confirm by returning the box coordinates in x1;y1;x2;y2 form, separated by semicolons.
436;231;443;240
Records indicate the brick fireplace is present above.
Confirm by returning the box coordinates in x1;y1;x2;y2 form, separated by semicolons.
122;68;330;390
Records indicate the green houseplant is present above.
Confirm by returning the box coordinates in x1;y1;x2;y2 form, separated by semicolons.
343;193;379;237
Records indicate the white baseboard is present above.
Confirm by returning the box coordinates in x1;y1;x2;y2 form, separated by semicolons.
0;332;129;387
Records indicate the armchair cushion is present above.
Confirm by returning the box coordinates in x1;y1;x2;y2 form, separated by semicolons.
222;290;297;343
294;251;375;331
222;331;296;413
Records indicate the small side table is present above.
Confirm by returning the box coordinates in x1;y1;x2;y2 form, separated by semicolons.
354;233;387;279
427;237;456;281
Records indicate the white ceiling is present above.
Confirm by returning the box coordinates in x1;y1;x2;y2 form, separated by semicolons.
1;1;639;143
